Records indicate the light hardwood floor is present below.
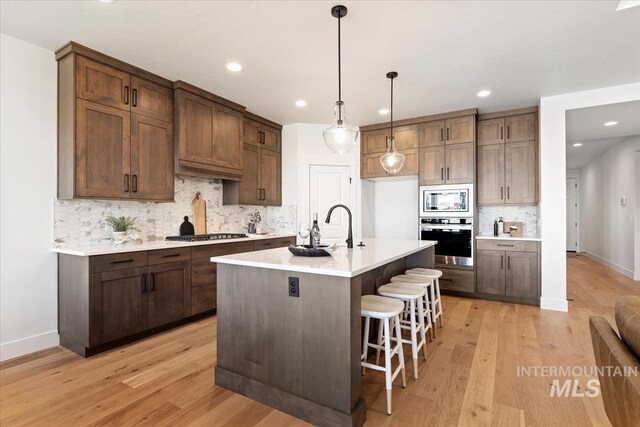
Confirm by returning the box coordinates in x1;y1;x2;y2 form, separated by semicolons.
1;254;638;426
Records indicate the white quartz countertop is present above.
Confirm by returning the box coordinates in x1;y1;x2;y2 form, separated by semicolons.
210;238;438;278
476;235;542;242
52;233;297;256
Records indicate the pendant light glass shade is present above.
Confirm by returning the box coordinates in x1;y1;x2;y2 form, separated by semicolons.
323;101;359;154
380;137;405;174
380;71;404;174
323;5;358;154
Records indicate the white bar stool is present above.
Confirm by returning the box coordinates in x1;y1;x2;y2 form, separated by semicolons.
361;294;406;415
389;274;434;340
405;268;444;330
377;283;428;379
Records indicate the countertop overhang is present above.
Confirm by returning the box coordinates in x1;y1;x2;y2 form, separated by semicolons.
52;233;297;256
210;238;437;278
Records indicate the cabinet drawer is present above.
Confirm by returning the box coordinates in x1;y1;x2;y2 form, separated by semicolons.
191;241;255;259
90;251;148;273
476;239;539;253
438;267;475;293
191;257;216;286
147;247;190;265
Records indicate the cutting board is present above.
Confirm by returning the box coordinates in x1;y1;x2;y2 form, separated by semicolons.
192;192;207;235
503;221;523;237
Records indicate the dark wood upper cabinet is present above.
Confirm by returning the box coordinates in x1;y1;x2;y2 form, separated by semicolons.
260;149;281;205
130;76;173;122
238;145;261;204
243;120;261;147
419;121;445;147
57;43;175;201
505;113;536;143
174;81;244;180
262;126;281;152
478;118;505;146
75;99;131;199
130;114;174;201
76;56;130;111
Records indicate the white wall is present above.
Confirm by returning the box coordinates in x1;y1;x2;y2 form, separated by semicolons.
373;177;418;239
578;136;640;278
281;123;367;241
0;34;59;361
635;150;640;281
539;82;640;312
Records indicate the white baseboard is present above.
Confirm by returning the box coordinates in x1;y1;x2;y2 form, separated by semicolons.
540;297;568;312
582;251;635;280
635;271;640;281
0;331;59;362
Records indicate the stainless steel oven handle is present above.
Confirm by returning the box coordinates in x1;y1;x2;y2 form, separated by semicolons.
420;225;473;231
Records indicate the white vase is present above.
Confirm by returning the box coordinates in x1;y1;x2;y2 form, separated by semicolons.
112;231;128;241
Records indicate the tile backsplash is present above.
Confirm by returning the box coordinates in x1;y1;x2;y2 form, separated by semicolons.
54;175;297;247
478;205;539;237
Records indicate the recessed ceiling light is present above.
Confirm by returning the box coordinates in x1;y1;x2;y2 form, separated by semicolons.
378;108;390;115
604;121;618;127
476;90;491;97
97;0;116;3
226;62;242;72
295;100;307;107
573;143;583;147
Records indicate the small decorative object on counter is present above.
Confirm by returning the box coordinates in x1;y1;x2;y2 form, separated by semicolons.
493;218;499;237
105;216;139;241
248;210;262;234
498;217;505;237
179;216;195;236
192;192;207;235
311;213;321;248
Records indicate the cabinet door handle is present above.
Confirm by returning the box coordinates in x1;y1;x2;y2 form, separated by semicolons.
124;86;130;105
440;128;444;142
507;125;511;140
132;174;138;193
132;88;138;107
501;255;504;270
440;167;444;181
500;126;503;140
447;167;450;181
124;174;130;192
110;258;134;265
446;127;450;141
261;188;265;200
500;186;504;200
141;273;147;293
507;186;510;199
149;272;155;292
256;188;261;201
497;244;514;247
507;255;511;270
161;253;181;258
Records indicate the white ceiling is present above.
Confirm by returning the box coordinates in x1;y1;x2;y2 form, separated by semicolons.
565;100;640;169
1;1;639;126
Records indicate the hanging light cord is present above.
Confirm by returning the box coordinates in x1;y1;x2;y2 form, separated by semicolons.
390;76;394;140
337;13;342;103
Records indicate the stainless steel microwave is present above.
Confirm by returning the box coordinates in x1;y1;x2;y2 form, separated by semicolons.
419;184;474;218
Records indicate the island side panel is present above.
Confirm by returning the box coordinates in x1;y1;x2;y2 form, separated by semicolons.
216;264;365;425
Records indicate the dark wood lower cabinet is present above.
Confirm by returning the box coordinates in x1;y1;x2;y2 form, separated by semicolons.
58;236;296;356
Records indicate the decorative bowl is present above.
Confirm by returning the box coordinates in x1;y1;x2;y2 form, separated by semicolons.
288;244;332;257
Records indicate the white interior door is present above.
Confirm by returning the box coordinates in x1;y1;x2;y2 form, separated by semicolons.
566;178;578;251
309;165;354;241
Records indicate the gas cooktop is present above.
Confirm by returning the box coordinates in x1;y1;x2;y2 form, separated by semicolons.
165;233;248;242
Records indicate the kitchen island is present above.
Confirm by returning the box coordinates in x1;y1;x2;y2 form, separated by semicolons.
211;238;437;427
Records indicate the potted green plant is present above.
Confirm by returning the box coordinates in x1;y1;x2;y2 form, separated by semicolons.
105;216;139;241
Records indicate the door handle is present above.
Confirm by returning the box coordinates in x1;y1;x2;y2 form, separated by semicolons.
257;188;261;201
141;273;147;293
161;253;181;258
500;126;503;140
501;255;504;270
124;86;129;105
497;244;514;247
132;174;138;193
507;125;511;140
507;255;511;270
446;127;450;141
124;174;130;192
261;188;265;200
507;186;510;199
447;167;450;181
149;272;155;292
132;88;137;107
440;167;444;181
500;186;504;200
440;128;444;142
110;258;133;265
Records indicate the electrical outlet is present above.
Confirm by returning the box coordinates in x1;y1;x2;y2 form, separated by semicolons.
288;277;299;297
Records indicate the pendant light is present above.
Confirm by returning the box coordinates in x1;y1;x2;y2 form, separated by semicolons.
380;71;405;174
323;5;359;154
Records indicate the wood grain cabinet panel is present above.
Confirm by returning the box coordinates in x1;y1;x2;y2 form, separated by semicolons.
392;125;419;150
243;120;261;147
362;125;417;155
445;116;474;145
130;76;173;122
260;149;281;206
419;146;445;185
362;149;418;179
505;140;537;204
262;126;281;152
478;118;505;146
419;120;445;147
147;261;191;329
362;128;390;154
505;113;536;143
477;144;505;205
445;142;474;184
130;114;174;201
505;251;538;299
90;267;147;346
75;99;131;199
238;145;261;204
76;56;130;111
476;250;505;296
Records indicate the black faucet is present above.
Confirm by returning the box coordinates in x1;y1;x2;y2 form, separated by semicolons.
325;204;353;248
